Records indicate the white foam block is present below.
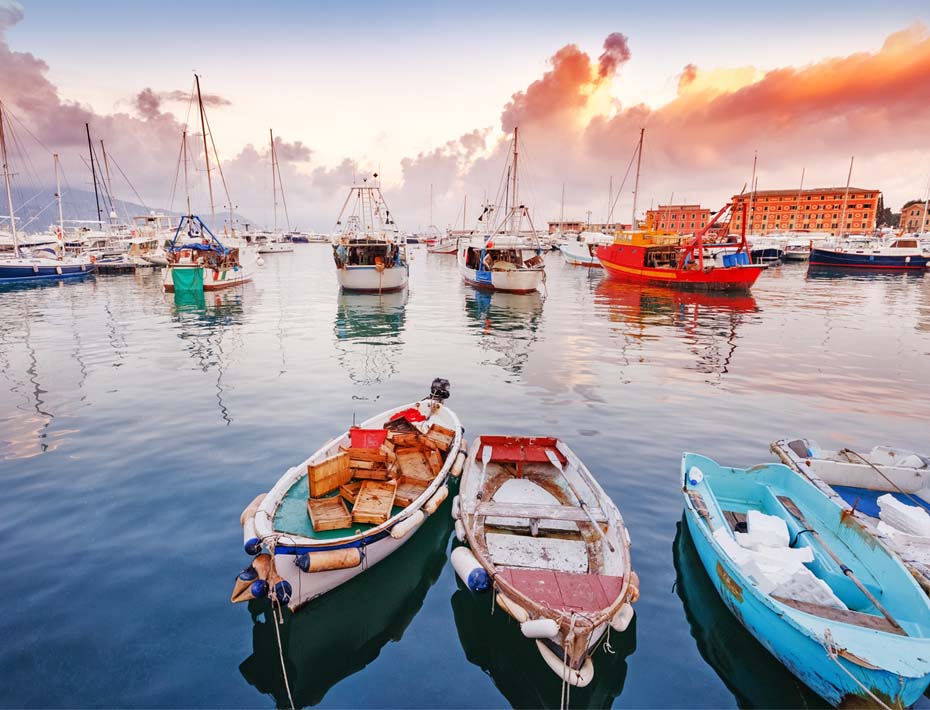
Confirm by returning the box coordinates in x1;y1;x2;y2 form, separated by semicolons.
879;494;930;537
745;510;790;548
773;567;848;610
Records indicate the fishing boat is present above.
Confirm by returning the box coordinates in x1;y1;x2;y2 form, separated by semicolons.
233;379;464;610
0;106;95;283
332;176;409;292
597;131;763;290
162;214;250;292
810;236;930;270
452;435;638;687
681;452;930;707
772;438;930;593
559;231;611;266
457;128;546;293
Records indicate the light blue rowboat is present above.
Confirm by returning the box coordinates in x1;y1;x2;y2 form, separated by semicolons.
681;453;930;708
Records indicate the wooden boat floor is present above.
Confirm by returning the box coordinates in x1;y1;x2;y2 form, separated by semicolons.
486;533;588;574
722;510;747;531
497;567;624;614
772;595;906;635
476;501;607;523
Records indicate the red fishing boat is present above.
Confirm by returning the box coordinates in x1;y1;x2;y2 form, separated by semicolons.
596;201;764;291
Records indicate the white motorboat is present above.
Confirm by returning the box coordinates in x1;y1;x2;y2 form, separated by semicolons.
560;231;612;266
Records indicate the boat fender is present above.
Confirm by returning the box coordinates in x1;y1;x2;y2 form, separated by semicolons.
424;486;448;515
451;546;490;592
238;565;258;582
243;518;262;556
390;510;425;540
295;547;362;573
250;579;269;599
450;451;466;478
610;603;635;633
451;495;461;520
521;618;560;639
256;256;265;267
454;519;466;543
273;580;292;605
687;466;704;486
628;571;640;603
535;640;594;688
496;592;529;623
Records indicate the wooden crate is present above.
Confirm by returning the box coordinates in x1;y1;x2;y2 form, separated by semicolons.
388;431;420;447
395;476;430;508
427;449;443;476
308;452;351;498
339;481;362;505
353;465;391;481
352;480;397;525
308;496;352;532
396;448;435;482
424;424;456;452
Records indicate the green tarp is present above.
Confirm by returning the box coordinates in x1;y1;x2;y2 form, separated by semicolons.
171;267;203;293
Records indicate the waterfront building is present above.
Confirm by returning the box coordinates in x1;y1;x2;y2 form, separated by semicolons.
900;200;929;233
730;187;880;235
644;204;713;233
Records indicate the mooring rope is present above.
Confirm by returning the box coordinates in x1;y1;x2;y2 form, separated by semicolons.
823;629;894;710
271;597;296;710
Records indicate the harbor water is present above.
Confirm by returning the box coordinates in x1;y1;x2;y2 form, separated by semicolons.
1;246;928;708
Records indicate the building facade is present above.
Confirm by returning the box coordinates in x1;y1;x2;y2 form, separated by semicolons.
547;220;629;234
900;201;929;233
730;187;880;235
644;204;713;233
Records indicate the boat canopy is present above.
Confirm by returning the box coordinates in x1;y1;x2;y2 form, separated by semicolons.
168;215;230;255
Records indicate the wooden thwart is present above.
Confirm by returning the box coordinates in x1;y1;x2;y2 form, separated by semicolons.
772;596;906;636
475;501;608;523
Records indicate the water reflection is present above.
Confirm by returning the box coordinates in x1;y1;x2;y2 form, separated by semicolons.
239;505;453;707
463;289;543;376
333;290;407;390
593;280;758;382
451;578;635;708
807;265;928;283
171;292;245;425
673;519;825;709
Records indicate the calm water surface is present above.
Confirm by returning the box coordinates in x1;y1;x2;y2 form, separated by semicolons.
1;246;928;708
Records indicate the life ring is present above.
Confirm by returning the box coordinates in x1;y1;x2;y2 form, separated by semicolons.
89;254;97;264
375;256;385;272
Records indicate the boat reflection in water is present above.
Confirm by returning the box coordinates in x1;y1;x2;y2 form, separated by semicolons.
451;575;636;708
673;520;825;709
333;289;407;389
464;288;543;376
239;503;453;707
594;279;758;381
171;290;245;424
807;264;929;282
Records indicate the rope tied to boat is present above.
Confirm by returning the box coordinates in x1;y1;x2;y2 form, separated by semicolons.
822;628;894;710
271;595;296;710
840;448;926;509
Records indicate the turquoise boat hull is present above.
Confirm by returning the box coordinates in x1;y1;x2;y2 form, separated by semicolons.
681;453;930;707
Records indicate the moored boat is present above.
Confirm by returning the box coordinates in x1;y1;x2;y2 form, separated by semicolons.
810;236;930;270
233;379;464;610
452;435;638;687
772;437;930;594
682;452;930;707
163;215;251;292
559;231;611;266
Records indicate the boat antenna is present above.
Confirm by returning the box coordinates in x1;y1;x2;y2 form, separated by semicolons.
631;128;644;229
270;128;277;233
795;167;805;231
838;156;854;239
54;153;64;249
0;102;20;257
85;122;103;225
195;73;215;227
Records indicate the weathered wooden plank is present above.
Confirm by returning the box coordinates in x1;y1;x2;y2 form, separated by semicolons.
476;501;607;523
723;510;747;531
772;595;905;635
687;489;711;520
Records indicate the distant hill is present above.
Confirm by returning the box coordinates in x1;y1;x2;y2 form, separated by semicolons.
4;186;253;235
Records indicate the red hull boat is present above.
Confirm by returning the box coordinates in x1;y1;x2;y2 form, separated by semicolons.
596;201;764;291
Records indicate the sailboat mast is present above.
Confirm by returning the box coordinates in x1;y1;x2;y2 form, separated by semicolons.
270;128;277;233
838;156;854;239
748;151;758;234
99;139;113;196
182;130;192;217
54;153;64;237
0;103;20;257
607;175;613;223
919;175;930;236
85;123;102;225
195;74;215;227
631;128;644;229
511;127;519;233
560;183;565;228
429;183;433;225
795;167;805;229
462;194;467;232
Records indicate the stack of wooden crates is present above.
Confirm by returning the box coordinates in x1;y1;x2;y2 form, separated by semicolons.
306;417;456;532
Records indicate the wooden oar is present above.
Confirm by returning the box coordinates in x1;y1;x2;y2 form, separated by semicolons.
545;448;615;553
777;495;905;635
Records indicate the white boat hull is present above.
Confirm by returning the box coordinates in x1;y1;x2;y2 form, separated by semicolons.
336;264;408;292
559;243;600;266
257;242;294;254
162;264;252;292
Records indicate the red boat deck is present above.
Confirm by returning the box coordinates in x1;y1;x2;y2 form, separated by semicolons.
497;567;624;613
478;435;566;477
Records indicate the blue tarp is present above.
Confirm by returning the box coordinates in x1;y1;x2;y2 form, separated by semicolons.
832;485;930;518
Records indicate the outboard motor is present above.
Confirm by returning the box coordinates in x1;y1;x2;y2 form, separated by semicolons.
429;378;451;403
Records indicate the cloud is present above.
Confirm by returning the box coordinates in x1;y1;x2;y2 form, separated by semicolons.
598;32;631;78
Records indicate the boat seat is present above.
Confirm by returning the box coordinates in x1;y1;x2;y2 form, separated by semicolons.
772;596;905;635
497;567;624;613
476;501;607;523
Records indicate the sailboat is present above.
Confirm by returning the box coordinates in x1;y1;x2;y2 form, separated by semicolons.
256;129;294;255
332;174;408;292
162;76;250;293
0;103;96;283
429;194;466;254
457;128;546;293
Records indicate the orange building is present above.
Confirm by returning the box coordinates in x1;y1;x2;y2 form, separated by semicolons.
644;204;713;233
900;200;929;232
730;187;880;235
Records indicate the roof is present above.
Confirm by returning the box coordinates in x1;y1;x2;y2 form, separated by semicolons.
733;187;879;198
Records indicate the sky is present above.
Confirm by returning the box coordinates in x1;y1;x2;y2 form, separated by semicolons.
2;0;930;231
